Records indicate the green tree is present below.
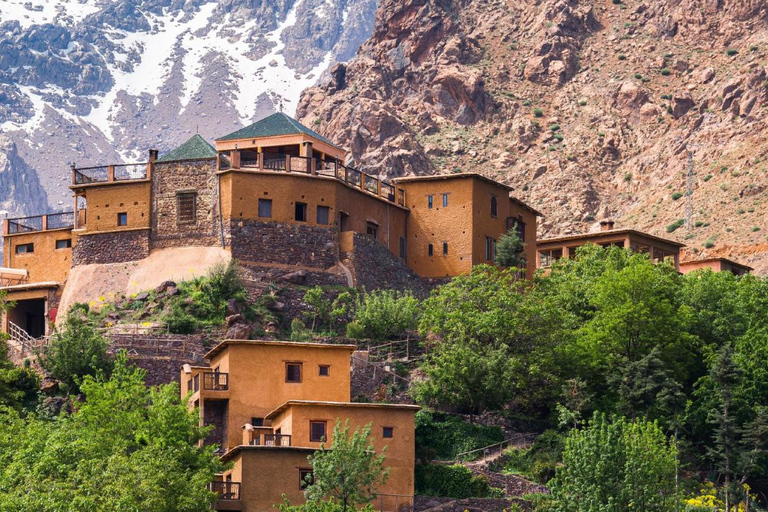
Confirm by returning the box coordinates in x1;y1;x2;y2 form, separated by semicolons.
41;310;113;394
0;352;223;510
304;420;388;511
495;225;525;268
551;413;681;511
346;290;420;340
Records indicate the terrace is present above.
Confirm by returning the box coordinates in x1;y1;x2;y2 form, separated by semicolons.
4;212;74;235
71;162;150;186
218;150;406;208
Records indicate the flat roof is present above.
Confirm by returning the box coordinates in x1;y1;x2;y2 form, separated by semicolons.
680;257;753;271
393;172;514;191
220;444;316;462
537;228;686;248
266;400;421;419
205;339;358;360
0;281;59;292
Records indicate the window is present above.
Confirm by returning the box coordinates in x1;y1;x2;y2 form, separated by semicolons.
286;362;302;383
383;427;394;439
299;469;314;490
295;202;307;222
399;237;406;259
319;365;330;377
490;196;498;218
442;242;448;256
442;193;449;207
427;243;433;257
515;218;526;242
310;421;327;442
177;192;196;225
55;239;72;249
251;417;264;427
15;243;33;254
317;205;330;225
117;212;128;226
539;249;563;268
366;222;378;240
485;237;496;261
427;195;433;209
258;198;272;218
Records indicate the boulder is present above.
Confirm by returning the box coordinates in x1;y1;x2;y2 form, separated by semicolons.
672;93;695;118
135;292;149;301
226;298;241;316
280;270;307;285
155;281;177;293
226;322;250;340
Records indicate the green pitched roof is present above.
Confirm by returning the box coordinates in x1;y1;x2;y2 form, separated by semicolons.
157;134;217;162
216;112;340;149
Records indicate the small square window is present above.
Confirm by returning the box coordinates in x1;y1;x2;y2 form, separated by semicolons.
317;205;330;225
383;427;394;439
295;202;307;222
251;417;264;427
366;222;378;240
442;193;448;207
286;362;302;383
310;421;327;442
442;242;448;256
55;239;72;250
299;469;314;490
427;195;433;209
177;192;196;225
117;212;128;226
427;243;433;257
15;243;33;254
258;198;272;218
319;365;330;377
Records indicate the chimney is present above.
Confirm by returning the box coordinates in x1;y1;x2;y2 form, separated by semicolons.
148;149;159;162
600;220;615;231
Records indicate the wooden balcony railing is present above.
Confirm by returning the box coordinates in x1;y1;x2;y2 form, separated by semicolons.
250;433;292;447
209;481;241;500
187;373;200;393
203;372;228;391
219;151;406;207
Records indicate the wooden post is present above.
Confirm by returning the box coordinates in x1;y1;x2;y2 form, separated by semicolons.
285;155;291;173
231;150;241;169
108;165;115;182
377;178;382;197
42;214;48;231
258;150;264;170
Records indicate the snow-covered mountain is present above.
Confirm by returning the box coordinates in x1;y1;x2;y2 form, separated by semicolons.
0;0;377;213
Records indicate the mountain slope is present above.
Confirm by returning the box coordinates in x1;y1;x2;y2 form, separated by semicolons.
296;0;768;274
0;0;378;213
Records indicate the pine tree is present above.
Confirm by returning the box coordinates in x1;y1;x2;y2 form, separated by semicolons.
495;224;526;268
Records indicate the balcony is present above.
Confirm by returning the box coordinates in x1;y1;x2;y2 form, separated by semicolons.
5;212;74;235
219;151;406;207
210;481;241;500
203;371;229;391
71;163;149;186
250;433;292;447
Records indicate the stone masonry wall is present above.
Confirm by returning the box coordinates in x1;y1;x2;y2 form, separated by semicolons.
151;159;220;249
342;232;431;297
227;219;338;269
72;229;150;266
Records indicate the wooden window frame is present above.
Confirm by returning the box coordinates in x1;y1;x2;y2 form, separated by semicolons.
15;243;34;254
309;420;327;443
427;243;434;257
318;365;330;377
442;193;449;207
176;191;197;225
285;362;303;383
490;196;498;218
295;202;308;222
383;426;394;439
316;205;330;225
299;468;314;490
427;195;433;209
258;198;273;218
117;212;128;226
55;239;72;250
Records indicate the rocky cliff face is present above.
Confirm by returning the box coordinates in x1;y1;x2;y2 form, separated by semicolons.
297;0;768;274
0;135;48;217
0;0;378;212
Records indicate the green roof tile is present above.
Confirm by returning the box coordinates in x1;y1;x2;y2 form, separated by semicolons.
216;112;340;148
156;134;217;162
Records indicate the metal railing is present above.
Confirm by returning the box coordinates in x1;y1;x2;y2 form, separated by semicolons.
46;211;75;230
73;165;109;184
114;163;148;181
202;371;228;391
6;212;75;234
209;481;241;500
7;215;43;233
454;433;536;463
72;163;148;185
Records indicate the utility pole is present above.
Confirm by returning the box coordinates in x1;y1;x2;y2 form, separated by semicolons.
686;148;693;231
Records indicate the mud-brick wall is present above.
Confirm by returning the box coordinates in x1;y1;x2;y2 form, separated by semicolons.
151;159;220;249
342;232;430;297
227;219;338;269
72;229;150;266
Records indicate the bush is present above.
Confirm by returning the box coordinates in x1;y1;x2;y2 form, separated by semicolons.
660;68;672;76
415;464;498;498
617;54;627;60
703;174;712;181
415;410;504;461
726;48;738;56
667;219;685;233
533;108;544;117
704;238;716;249
504;430;564;484
346;290;420;340
671;192;683;200
166;304;199;334
289;319;312;341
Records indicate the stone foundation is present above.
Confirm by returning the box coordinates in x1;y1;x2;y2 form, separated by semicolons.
227;219;338;269
72;229;150;266
342;232;430;297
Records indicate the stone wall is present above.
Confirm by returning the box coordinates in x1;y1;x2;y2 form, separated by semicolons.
72;229;150;266
342;232;431;297
227;219;338;269
151;159;220;249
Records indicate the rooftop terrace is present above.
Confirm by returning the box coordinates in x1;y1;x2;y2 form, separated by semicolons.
4;212;74;235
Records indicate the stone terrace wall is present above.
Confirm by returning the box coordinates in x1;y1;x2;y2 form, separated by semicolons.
227;219;338;269
342;232;430;297
151;159;220;249
107;333;209;386
72;229;150;266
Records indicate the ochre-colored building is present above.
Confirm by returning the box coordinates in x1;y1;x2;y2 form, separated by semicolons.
536;220;686;271
1;113;541;341
181;340;418;511
680;257;753;276
392;174;541;280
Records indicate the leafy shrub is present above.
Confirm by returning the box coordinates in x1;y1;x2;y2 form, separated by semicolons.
671;192;683;200
289;319;312;341
415;464;499;498
165;303;199;334
694;221;704;228
667;219;684;233
752;227;761;232
703;174;712;181
634;73;642;79
617;54;627;60
726;48;738;56
504;430;564;484
578;99;587;106
549;124;560;132
346;290;420;340
704;238;716;249
415;410;504;461
533;108;544;117
624;173;632;182
660;68;672;76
